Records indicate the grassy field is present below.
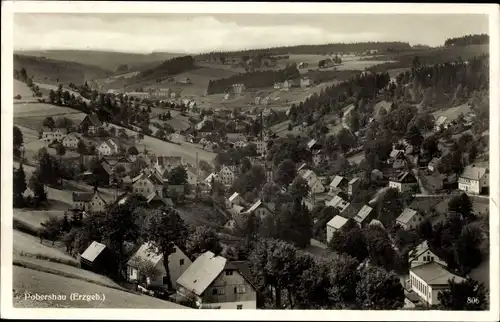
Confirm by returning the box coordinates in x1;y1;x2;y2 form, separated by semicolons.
35;82;90;103
13;230;78;264
14;102;85;119
432;102;472;122
13;80;38;103
176;203;228;228
13;266;186;308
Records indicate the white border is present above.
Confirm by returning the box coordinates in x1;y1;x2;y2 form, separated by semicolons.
1;2;499;321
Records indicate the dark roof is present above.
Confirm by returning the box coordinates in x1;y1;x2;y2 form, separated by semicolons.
224;261;256;289
84;114;102;127
390;171;417;183
100;162;114;175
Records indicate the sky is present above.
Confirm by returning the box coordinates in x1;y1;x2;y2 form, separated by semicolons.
13;13;489;54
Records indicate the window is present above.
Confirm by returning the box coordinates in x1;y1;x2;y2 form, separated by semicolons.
237;305;243;310
163;276;169;285
212;288;218;295
180;259;184;265
172;248;177;253
225;270;233;276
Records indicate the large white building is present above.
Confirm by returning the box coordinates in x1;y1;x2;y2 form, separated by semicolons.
458;165;489;195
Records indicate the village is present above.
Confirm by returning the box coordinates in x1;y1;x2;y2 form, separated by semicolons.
12;33;491;310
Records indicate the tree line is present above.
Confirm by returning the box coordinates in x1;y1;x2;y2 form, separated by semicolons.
206;65;301;94
444;34;489;47
135;55;196;81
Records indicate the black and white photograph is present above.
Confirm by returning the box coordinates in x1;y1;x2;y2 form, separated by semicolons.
1;2;498;320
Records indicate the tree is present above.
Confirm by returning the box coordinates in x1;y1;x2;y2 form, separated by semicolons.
167;166;188;185
337;128;357;154
422;135;439;158
274;159;296;187
405;125;424;149
356;265;405;309
198;160;213;173
142;208;189;290
13;164;27;207
77;139;87;155
328;221;368;262
185;226;223;259
376;187;404;228
13;126;24;147
40;216;62;245
129;257;161;286
56;143;66;156
127;146;139;155
437;278;487;310
101;204;140;271
364;225;398;272
276;200;312;248
448;193;474;221
326;254;360;308
29;171;47;207
288;176;310;201
43;117;56;130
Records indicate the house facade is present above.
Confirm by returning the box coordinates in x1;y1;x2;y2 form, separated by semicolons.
61;132;80;149
326;215;349;243
244;200;271;219
176;252;257;309
408;241;446;269
126;243;192;289
396;208;424;230
72;191;107;212
300;170;325;194
98;141;115;156
132;172;166;198
458;165;489;195
217;165;236;186
389;171;418;193
41;128;66;143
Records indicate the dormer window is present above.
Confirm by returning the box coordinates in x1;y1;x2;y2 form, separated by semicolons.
225;270;234;276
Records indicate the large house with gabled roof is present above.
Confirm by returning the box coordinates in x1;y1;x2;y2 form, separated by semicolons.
72;191;107;212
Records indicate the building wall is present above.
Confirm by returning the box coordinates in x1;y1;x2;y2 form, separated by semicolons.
458;178;480;194
398;213;423;230
133;179;155;198
311;180;325;194
410;271;431;305
410;250;446;269
201;270;257;308
326;225;337;243
89;194;106;212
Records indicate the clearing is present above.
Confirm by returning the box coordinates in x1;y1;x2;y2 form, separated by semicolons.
13;266;185;308
432;102;472;122
14;80;38;103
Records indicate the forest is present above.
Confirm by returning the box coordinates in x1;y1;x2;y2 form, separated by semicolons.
444;34;489;47
206;65;301;94
134;55;196;81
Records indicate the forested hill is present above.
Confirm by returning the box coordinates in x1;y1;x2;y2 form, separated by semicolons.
196;41;412;59
444;34;489;47
130;55;197;83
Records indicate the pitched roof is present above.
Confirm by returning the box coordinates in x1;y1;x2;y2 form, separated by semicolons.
229;205;244;217
428;157;441;167
127;242;163;267
390;171;417;183
85;114;102;126
435;116;448;126
354;205;373;224
348;178;360;185
176;251;227;296
155;156;184;167
224;261;255;288
397;208;419;225
389;149;405;159
228;192;240;202
100;162;114;175
72;192;94;202
408;240;434;262
410;261;465;285
327;215;349;230
307;139;317;149
80;241;107;262
330;175;345;188
245;200;263;213
460;165;488;180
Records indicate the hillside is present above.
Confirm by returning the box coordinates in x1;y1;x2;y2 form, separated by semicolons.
15;50;181;72
14;54;113;85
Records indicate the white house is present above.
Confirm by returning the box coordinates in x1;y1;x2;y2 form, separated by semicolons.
126;242;192;289
132;172;166;198
72;191;107;212
326;215;349;243
204;172;217;188
226;192;244;209
41;128;66;143
243;200;272;219
396;208;424;230
408;240;446;269
353;205;374;228
409;262;465;306
154;156;184;174
61;132;81;149
434;116;449;132
97;141;115;156
176;251;257;309
233;141;248;149
299;169;325;194
106;139;120;154
312;150;328;166
217;165;236;186
254;140;267;156
388;171;419;193
326;195;351;214
458;165;489;195
329;175;348;194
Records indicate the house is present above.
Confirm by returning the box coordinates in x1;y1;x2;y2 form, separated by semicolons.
243;199;272;219
307;139;318;150
205;172;217;188
254;97;261;105
232;83;246;95
233;140;247;149
146;192;174;208
273;82;283;89
217;165;236;186
154;156;184;174
408;240;446;269
458;165;489;195
226;192;244;209
176;251;257;309
434;116;449;131
80;241;116;275
329;175;348;194
72;191;107;212
41;128;66;143
254;140;267;156
312;150;327;166
326;195;350;214
409;262;465;306
224;209;245;232
353;205;374;228
185;167;198;185
79;113;102;134
98;140;117;156
326;215;350;243
106;138;120;154
300;77;313;88
61;132;81;149
388;171;418;193
92;162;114;186
126;242;192;289
150;88;172;98
396;208;424;230
132;171;166;198
299;169;325;194
348;178;361;197
282;80;297;91
427;157;441;172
